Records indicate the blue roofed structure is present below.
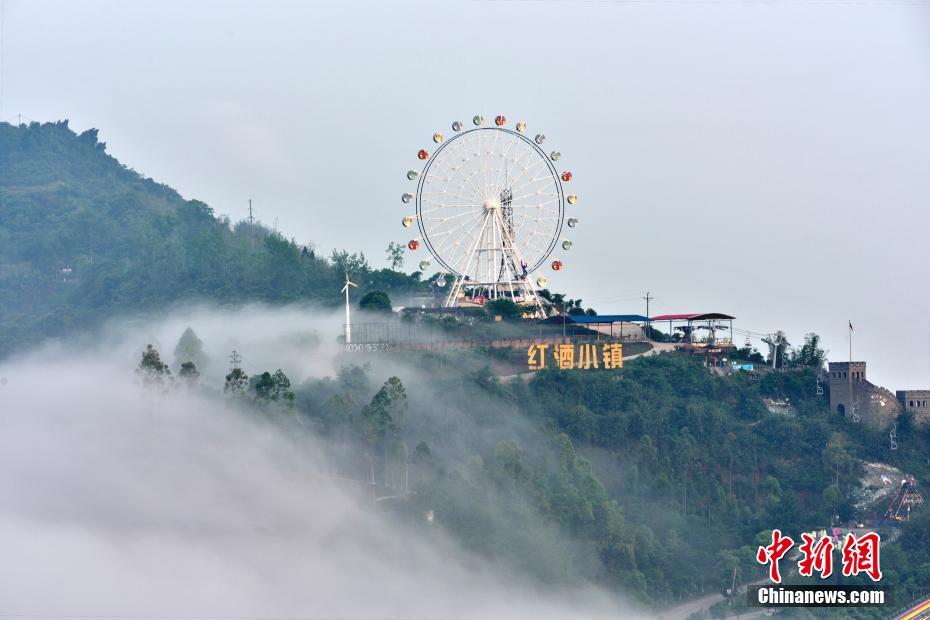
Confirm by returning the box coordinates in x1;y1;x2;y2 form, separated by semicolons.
540;314;650;324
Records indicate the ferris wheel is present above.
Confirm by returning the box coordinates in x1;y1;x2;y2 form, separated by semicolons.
400;115;579;316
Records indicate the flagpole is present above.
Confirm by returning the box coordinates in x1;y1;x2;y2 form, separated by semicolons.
849;321;852;365
848;320;854;422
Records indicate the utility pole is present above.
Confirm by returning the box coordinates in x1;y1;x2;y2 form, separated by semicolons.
762;334;778;369
248;199;255;251
643;292;653;341
229;350;242;371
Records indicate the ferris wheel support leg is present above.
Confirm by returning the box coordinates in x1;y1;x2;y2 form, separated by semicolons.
444;276;464;307
493;210;546;318
444;210;492;307
493;210;519;302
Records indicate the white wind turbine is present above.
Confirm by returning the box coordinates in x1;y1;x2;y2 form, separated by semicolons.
342;273;358;344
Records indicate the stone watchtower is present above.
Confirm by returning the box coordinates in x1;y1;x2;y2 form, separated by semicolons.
895;390;930;427
827;361;899;430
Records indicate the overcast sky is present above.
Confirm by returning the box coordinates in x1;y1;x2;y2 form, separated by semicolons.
2;0;929;388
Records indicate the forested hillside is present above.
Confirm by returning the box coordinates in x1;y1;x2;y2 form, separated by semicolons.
207;344;930;611
5;120;929;615
0;121;423;356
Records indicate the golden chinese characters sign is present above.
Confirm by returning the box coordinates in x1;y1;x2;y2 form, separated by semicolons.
527;343;623;371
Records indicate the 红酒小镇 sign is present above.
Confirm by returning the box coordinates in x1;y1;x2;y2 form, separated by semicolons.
527;343;622;371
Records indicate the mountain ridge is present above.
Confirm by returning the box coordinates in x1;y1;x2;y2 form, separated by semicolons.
0;120;421;357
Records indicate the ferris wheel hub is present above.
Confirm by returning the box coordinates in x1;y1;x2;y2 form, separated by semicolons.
483;197;501;212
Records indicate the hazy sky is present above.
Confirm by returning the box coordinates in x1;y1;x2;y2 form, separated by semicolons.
2;0;929;388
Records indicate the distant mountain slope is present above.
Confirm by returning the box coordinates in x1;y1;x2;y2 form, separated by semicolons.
0;121;420;356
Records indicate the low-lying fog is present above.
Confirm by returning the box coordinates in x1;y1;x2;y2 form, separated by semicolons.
0;304;642;619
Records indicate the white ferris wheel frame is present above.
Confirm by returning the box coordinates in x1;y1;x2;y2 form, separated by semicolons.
413;126;567;314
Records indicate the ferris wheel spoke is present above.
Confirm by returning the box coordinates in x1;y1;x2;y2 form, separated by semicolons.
441;139;482;201
422;209;486;227
420;198;481;207
479;132;496;201
426;207;485;234
483;130;499;194
422;196;480;211
502;138;536;189
420;196;481;207
419;206;482;215
457;164;487;198
487;131;508;198
492;134;521;194
449;211;491;277
507;156;550;191
426;211;488;262
450;145;482;203
421;189;480;202
511;196;561;207
471;131;488;201
509;190;560;203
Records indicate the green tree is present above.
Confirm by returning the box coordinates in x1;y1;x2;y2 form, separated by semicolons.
385;241;405;271
136;344;171;387
362;376;408;445
548;292;568;313
362;376;408;484
359;290;392;313
330;249;370;277
413;440;432;462
764;330;791;368
485;298;523;321
250;369;295;409
174;327;209;372
822;432;855;487
224;367;249;396
715;549;741;597
178;361;200;386
320;392;356;434
792;332;826;369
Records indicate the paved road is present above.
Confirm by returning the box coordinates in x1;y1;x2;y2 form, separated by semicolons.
655;590;730;620
656;580;769;620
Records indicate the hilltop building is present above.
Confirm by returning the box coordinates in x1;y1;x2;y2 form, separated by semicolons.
896;389;930;424
828;361;930;429
828;361;900;429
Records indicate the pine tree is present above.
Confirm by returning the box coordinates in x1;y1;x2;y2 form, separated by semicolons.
137;344;171;388
174;327;209;372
